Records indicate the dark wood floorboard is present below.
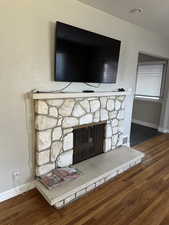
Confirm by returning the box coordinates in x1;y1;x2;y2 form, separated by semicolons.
0;134;169;225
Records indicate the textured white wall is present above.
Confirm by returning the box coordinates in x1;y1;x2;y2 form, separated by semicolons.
0;0;169;193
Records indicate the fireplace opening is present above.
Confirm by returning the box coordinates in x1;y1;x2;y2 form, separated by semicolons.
73;122;105;164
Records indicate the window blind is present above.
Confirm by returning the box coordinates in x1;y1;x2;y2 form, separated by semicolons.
136;64;164;97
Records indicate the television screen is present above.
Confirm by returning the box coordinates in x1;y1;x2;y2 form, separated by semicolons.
55;22;121;83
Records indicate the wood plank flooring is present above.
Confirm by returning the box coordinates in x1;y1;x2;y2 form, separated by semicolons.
1;134;169;225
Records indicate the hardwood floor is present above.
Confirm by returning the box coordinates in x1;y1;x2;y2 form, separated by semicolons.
1;134;169;225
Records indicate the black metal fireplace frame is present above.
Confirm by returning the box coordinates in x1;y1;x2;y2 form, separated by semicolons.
73;122;106;164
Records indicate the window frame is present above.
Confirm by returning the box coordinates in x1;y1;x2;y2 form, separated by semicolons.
135;61;167;101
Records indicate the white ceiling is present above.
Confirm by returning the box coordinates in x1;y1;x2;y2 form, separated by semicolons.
79;0;169;39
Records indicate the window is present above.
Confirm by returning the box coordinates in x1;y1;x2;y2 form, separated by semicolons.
135;63;165;100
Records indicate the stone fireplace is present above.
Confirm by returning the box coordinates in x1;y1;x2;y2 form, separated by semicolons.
34;92;126;177
33;91;144;208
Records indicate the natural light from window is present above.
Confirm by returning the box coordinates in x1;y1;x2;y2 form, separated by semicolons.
135;64;164;99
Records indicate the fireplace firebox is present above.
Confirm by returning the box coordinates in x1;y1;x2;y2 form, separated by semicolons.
73;122;105;164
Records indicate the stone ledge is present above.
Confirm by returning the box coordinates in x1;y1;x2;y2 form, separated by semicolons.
36;146;144;208
32;91;130;100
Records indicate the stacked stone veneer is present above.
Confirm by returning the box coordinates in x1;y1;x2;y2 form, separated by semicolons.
35;95;126;176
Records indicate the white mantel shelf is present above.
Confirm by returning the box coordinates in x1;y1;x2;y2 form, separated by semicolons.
32;91;130;100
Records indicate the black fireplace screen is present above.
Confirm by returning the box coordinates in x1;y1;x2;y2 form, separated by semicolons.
73;123;105;164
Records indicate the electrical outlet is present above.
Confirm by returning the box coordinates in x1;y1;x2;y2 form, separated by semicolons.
12;170;21;188
12;170;21;180
123;136;128;145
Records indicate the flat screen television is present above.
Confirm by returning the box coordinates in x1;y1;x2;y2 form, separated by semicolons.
54;22;121;83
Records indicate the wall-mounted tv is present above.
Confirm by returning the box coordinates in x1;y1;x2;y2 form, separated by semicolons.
54;22;121;83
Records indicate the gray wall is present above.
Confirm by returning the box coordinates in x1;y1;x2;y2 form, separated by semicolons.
132;99;162;128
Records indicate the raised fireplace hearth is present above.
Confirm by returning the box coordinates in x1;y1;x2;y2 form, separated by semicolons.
36;146;144;208
73;122;105;164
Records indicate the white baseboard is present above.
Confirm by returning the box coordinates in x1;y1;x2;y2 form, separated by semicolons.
132;119;158;129
158;127;169;133
0;180;35;203
132;119;169;133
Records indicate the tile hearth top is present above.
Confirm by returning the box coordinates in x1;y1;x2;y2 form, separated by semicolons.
32;91;130;99
36;146;144;207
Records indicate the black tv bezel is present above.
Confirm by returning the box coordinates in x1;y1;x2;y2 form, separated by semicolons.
54;21;121;84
